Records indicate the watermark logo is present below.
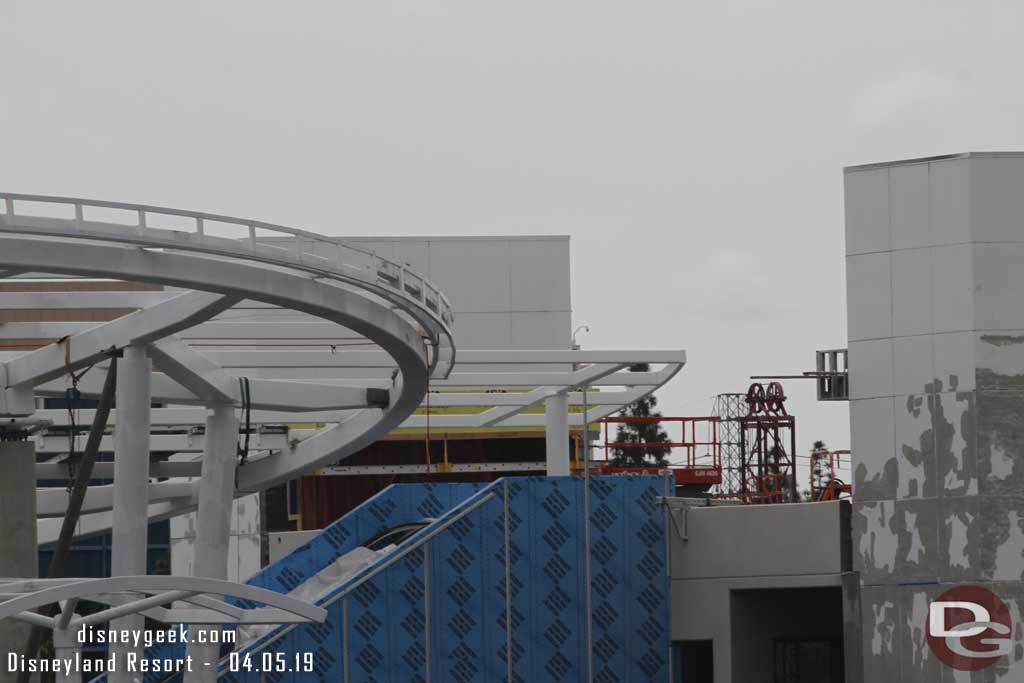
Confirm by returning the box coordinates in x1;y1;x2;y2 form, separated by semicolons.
927;585;1012;672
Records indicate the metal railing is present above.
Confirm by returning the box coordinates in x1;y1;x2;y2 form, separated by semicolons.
0;192;455;376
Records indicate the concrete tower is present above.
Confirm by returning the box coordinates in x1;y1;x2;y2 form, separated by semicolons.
845;152;1024;680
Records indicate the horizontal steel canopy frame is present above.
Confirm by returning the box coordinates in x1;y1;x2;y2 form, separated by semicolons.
0;575;327;628
36;370;383;412
37;459;202;480
316;462;547;475
201;348;685;368
35;481;194;518
33;433;290;458
27;386;660;428
28;353;682;532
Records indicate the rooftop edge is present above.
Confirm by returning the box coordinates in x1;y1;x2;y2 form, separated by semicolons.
844;151;1024;173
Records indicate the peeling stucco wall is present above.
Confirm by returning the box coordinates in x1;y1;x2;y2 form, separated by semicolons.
846;153;1024;681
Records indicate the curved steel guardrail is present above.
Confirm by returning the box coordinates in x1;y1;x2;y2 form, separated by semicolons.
0;192;455;377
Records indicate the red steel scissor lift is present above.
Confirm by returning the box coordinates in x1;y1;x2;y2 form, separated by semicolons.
593;416;722;492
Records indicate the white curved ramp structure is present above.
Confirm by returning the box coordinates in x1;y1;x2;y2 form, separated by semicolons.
0;192;454;492
0;194;686;541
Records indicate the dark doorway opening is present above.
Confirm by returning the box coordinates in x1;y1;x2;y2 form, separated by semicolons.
774;638;844;683
730;586;845;683
673;640;714;682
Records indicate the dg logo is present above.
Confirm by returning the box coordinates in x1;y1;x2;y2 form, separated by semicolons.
926;585;1014;672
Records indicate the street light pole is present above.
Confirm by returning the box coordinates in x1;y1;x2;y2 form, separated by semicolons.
572;324;593;683
572;325;591;471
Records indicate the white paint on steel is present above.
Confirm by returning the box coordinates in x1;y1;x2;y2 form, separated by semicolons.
0;575;327;627
109;345;152;683
186;405;241;683
544;393;570;476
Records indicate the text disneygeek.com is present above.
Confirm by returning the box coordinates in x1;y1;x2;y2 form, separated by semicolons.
2;626;316;676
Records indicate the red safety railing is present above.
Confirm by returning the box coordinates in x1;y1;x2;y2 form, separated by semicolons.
595;416;722;486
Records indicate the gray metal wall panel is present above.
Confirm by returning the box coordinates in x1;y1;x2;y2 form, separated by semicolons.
845;153;1024;680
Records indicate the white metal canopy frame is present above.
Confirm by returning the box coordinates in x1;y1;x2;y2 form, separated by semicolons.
0;576;328;628
0;576;327;683
0;193;686;546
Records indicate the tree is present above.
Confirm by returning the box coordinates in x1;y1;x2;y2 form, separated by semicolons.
809;439;830;501
610;364;671;466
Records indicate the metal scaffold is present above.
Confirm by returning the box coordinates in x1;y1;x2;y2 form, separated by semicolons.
711;393;746;496
739;382;798;504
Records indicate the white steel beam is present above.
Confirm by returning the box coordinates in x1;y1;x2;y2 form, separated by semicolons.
176;367;676;386
38;370;216;404
425;388;649;407
474;362;627;427
0;322;95;339
3;291;239;388
36;481;193;517
0;291;181;309
38;368;383;412
316;462;547;476
37;459;203;479
29;388;648;430
33;434;289;457
148;339;237;405
200;348;686;367
0;575;327;625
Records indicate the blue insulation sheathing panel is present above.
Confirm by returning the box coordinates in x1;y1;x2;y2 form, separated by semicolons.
138;476;669;683
138;482;485;683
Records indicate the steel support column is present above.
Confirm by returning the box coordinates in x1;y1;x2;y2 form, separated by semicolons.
109;345;152;683
184;405;240;683
0;440;37;683
544;393;570;476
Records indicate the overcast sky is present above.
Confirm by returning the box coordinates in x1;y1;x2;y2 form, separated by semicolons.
4;1;1024;477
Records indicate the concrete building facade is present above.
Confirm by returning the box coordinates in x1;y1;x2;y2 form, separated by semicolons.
667;499;857;683
845;152;1024;680
341;235;572;351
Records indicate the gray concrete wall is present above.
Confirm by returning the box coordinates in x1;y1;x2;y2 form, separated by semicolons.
845;152;1024;681
670;500;849;580
667;499;853;683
